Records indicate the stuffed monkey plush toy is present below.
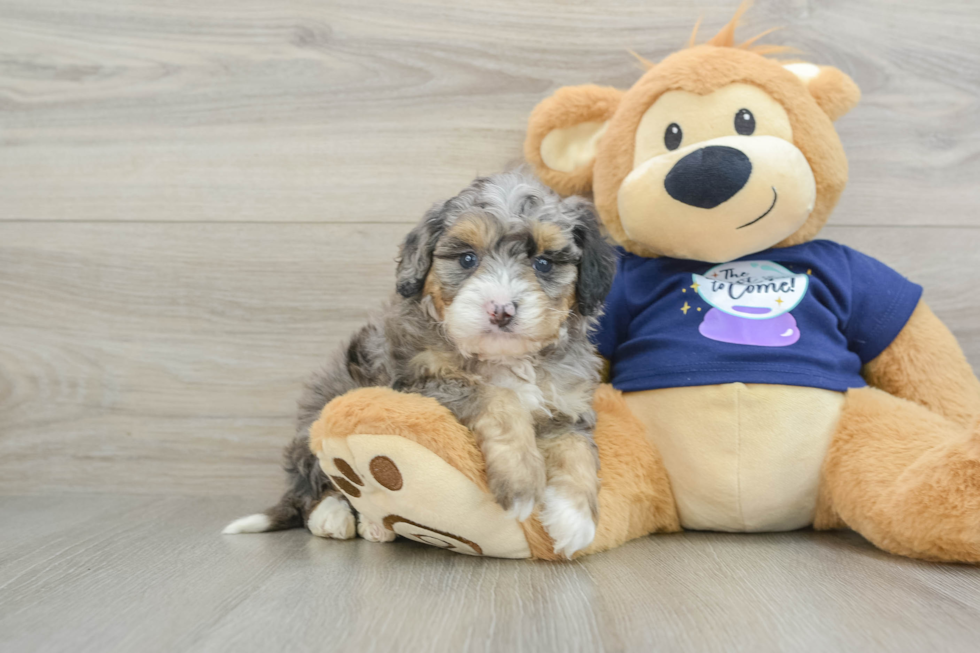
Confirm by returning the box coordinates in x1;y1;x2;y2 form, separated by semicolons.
309;6;980;561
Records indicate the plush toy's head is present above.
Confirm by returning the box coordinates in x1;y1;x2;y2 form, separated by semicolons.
525;4;860;263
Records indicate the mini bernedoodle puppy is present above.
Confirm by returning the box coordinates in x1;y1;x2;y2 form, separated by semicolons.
225;171;616;557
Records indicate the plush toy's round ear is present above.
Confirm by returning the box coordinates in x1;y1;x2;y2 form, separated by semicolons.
524;84;623;196
784;63;861;121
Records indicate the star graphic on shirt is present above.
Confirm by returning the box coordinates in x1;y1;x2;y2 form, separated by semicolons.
681;302;691;315
690;281;701;293
775;297;784;306
807;269;812;275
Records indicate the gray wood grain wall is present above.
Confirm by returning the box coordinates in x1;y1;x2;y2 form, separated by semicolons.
2;0;978;497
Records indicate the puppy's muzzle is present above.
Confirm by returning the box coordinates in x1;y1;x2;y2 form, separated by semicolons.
485;301;517;329
664;145;752;209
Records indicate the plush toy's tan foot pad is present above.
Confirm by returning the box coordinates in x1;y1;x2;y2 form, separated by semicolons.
317;434;532;558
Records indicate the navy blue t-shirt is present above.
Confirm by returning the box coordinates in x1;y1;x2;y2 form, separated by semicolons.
595;240;923;392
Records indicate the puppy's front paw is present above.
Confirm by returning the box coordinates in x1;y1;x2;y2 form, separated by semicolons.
540;486;597;559
357;516;397;543
307;495;356;540
485;447;547;522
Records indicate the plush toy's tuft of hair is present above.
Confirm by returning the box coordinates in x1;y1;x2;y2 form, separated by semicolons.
699;1;795;56
687;16;703;48
627;49;655;71
631;3;791;72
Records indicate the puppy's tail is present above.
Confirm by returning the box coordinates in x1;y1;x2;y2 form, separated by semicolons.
223;435;331;534
222;492;305;534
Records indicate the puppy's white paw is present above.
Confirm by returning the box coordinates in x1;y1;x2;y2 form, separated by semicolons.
540;486;596;559
357;516;397;543
506;497;537;522
222;513;272;534
307;496;356;540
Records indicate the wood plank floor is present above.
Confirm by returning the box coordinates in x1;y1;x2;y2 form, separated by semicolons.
0;495;978;653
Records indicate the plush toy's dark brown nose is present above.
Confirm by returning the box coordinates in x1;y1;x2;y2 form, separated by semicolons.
664;145;752;209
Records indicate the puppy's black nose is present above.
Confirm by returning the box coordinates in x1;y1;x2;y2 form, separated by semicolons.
664;145;752;209
487;301;517;328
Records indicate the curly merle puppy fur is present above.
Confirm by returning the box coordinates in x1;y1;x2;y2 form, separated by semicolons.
224;171;616;557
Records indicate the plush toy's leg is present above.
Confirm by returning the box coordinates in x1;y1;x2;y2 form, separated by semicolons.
309;384;679;559
818;386;980;562
581;385;681;555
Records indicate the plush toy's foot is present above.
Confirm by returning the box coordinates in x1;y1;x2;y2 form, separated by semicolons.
819;387;980;563
309;387;548;558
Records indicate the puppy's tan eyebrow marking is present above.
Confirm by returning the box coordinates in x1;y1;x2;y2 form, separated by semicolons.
532;222;566;254
542;246;578;265
434;236;477;258
530;221;578;264
445;215;495;252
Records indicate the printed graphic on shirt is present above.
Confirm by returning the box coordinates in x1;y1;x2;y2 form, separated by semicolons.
692;260;809;347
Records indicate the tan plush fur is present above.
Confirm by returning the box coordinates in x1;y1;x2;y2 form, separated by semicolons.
309;7;978;562
812;301;980;561
525;3;859;259
520;5;980;563
863;302;980;430
310;384;678;560
311;387;489;492
583;385;681;555
525;85;624;197
512;384;684;559
531;45;853;259
806;65;862;122
819;386;980;562
313;386;563;559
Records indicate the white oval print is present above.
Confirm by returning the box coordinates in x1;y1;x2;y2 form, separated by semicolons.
693;260;809;320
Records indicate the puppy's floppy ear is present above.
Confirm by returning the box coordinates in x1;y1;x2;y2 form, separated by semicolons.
525;85;623;196
564;197;616;317
396;202;448;298
784;63;861;121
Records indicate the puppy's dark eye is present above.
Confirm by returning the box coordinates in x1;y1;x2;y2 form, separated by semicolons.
664;123;682;150
532;257;553;274
735;108;755;135
458;252;479;269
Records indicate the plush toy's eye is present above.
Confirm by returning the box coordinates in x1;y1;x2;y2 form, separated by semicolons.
735;108;756;135
664;123;683;150
459;252;479;269
532;257;553;274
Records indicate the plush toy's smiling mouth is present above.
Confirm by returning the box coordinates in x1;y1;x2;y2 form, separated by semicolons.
737;187;778;230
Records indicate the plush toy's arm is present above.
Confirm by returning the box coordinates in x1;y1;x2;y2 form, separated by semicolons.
863;300;980;429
